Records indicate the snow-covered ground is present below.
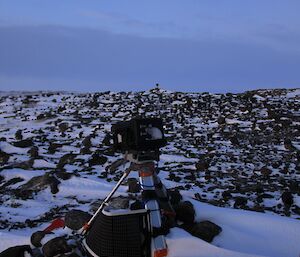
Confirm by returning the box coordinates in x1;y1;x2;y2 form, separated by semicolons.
1;88;300;256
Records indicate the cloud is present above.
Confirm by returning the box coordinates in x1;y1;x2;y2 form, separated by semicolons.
0;25;299;92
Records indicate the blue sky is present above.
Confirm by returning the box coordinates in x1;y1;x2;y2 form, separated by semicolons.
0;0;300;92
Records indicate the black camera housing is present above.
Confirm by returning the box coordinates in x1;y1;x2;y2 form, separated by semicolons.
112;118;167;153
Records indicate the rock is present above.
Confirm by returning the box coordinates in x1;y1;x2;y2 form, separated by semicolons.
130;200;145;210
127;178;141;193
168;189;183;206
181;221;222;242
28;146;39;158
88;153;107;166
234;196;248;208
0;177;24;191
57;154;76;169
56;170;73;180
17;173;60;198
65;210;92;230
222;190;232;201
281;191;293;207
0;150;11;165
0;245;32;257
42;237;72;257
12;139;34;148
217;116;226;125
15;130;23;141
31;231;49;247
175;201;195;224
106;159;127;173
48;142;62;154
58;123;69;134
109;196;130;209
260;166;272;177
195;160;209;171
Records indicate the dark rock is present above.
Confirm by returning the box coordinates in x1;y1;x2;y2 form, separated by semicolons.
12;139;34;148
217;116;226;125
42;237;72;257
0;177;24;191
88;153;107;166
56;170;73;180
102;133;112;146
195;160;209;171
127;178;141;193
168;189;182;206
281;191;293;207
15;130;23;141
130;200;145;210
48;142;62;154
105;159;126;173
180;221;222;242
222;190;232;201
0;245;32;257
175;201;195;224
260;166;272;177
28;146;39;158
31;231;49;247
65;210;92;230
58;123;69;134
0;150;11;165
234;197;248;208
57;154;76;169
82;136;92;148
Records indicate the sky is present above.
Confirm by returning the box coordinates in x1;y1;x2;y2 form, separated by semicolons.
0;0;300;93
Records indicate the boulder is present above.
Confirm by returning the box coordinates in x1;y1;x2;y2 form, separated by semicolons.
281;191;293;207
181;221;222;242
12;139;34;148
17;173;60;198
168;189;183;206
0;245;32;257
175;201;195;224
234;196;248;208
88;153;107;166
31;231;49;247
65;210;92;230
42;237;72;257
0;150;11;165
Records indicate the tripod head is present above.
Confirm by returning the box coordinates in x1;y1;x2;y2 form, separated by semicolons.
112;118;166;163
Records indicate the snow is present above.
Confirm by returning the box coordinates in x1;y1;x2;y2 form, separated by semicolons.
1;171;299;257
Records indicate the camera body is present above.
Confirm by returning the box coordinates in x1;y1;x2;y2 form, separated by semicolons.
112;118;166;154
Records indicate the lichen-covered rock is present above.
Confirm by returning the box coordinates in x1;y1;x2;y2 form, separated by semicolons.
17;173;60;198
65;210;92;230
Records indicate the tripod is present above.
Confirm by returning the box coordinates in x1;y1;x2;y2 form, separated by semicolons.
82;153;174;257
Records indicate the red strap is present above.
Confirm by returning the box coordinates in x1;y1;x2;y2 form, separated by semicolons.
44;218;65;232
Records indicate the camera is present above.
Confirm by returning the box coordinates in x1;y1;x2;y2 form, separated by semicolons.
112;118;166;154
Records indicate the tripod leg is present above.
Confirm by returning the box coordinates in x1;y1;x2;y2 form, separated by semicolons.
138;162;168;257
81;168;131;235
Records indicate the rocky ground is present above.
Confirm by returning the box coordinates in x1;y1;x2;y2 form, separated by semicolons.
0;87;300;234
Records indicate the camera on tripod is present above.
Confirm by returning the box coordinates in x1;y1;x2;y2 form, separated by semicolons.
112;118;166;161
